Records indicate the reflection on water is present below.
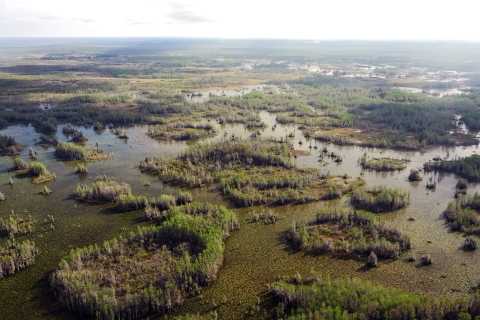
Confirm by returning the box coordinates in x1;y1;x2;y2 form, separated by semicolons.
1;111;480;319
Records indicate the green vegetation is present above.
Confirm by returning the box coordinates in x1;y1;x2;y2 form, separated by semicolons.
288;210;410;260
75;180;132;203
140;139;364;207
41;185;52;195
0;215;35;236
444;194;480;234
115;194;147;212
270;274;480;319
359;155;408;171
55;142;88;161
351;186;410;213
424;154;480;182
27;161;50;177
55;141;109;161
147;123;216;141
74;163;88;174
1;238;39;280
50;202;238;319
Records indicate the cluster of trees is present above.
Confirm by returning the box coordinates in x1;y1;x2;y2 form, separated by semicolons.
351;186;410;213
38;133;59;146
289;210;410;260
75;181;132;203
1;239;39;279
359;155;408;171
0;134;16;150
51;202;238;319
270;273;480;319
62;126;88;142
424;154;480;182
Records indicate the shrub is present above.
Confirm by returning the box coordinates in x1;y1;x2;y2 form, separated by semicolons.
464;236;478;250
75;181;131;203
408;169;423;181
351;186;410;212
27;161;50;177
55;142;88;161
0;239;39;279
12;158;28;171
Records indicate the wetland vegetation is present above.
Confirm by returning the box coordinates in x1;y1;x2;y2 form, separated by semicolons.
50;202;238;319
2;39;480;319
288;209;411;260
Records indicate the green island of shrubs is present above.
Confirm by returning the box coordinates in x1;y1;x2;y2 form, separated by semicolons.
55;141;110;161
444;193;480;235
1;238;39;280
359;155;408;171
288;210;410;260
12;158;53;184
75;180;132;203
351;185;410;213
140;139;364;207
270;273;480;319
50;202;238;319
147;122;217;141
424;154;480;182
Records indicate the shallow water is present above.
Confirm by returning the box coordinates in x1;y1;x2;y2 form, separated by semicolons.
1;112;480;319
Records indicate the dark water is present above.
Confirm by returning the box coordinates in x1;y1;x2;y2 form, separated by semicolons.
1;113;480;319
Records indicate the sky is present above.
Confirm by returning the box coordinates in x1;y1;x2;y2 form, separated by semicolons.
0;0;478;40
